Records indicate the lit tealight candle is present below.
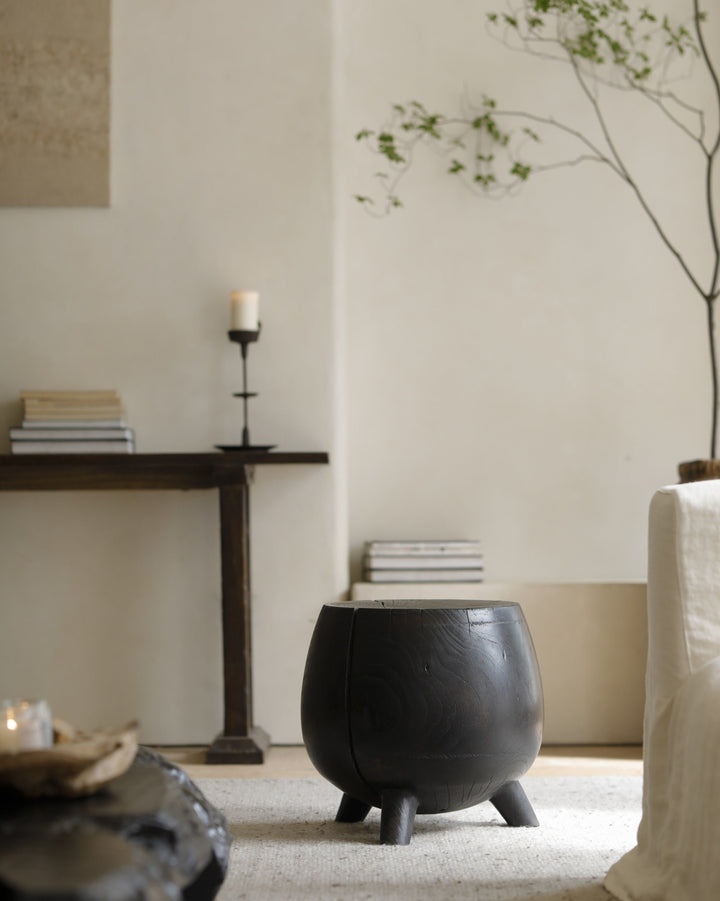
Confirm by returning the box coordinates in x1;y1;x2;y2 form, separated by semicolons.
0;699;53;752
230;290;260;332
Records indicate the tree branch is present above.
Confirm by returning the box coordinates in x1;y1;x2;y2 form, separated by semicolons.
628;80;707;145
489;109;624;177
693;0;720;296
568;50;707;299
356;0;720;456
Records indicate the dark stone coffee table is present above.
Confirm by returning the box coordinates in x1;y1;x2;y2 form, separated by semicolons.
302;599;544;845
0;747;230;900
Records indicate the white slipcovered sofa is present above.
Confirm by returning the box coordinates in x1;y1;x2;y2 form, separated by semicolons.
605;480;720;900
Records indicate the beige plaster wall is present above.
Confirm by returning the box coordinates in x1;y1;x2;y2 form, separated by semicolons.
1;0;714;746
0;0;346;744
344;0;717;583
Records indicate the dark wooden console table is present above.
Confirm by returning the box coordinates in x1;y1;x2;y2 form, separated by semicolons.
0;451;329;764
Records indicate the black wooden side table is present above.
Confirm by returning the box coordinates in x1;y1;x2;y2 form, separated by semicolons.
0;451;329;763
301;599;544;844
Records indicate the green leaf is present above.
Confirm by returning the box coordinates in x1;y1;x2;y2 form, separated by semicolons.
356;129;373;141
354;195;373;204
473;173;496;187
377;132;405;164
416;114;443;139
510;162;531;181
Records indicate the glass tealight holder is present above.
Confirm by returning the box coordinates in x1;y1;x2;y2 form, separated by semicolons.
0;698;53;752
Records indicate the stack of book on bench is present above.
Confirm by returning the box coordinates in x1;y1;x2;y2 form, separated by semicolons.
362;540;484;583
10;390;135;454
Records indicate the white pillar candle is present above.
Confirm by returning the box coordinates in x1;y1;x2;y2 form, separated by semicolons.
230;290;260;331
0;699;53;752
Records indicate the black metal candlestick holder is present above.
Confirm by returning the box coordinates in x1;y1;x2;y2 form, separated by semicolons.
215;325;276;453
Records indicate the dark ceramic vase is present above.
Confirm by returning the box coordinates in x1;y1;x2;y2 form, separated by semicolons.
301;599;543;844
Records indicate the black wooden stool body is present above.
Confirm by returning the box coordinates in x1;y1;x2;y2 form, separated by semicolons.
301;599;543;844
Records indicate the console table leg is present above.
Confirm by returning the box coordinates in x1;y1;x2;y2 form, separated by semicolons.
207;472;270;763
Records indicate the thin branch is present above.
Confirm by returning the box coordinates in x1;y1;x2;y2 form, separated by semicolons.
626;79;707;145
693;0;720;457
694;0;720;296
488;110;625;177
358;131;426;216
569;51;707;299
458;153;613;196
359;106;623;212
524;153;611;173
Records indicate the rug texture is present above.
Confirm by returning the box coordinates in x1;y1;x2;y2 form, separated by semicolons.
196;775;641;901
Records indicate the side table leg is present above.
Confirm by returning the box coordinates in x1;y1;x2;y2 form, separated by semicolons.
336;794;372;823
207;473;270;764
379;790;418;845
490;780;539;827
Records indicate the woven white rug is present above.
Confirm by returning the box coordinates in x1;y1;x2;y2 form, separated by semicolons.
197;775;641;901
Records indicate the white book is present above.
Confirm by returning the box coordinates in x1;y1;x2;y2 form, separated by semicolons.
363;554;483;570
10;427;134;441
364;569;485;582
11;440;135;454
365;540;481;557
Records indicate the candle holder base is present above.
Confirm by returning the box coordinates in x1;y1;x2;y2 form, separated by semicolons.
214;445;277;453
228;329;260;344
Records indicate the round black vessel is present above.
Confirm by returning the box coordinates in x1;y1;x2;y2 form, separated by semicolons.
301;599;543;844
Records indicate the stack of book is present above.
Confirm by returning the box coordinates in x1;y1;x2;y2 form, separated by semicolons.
10;390;135;454
362;540;484;583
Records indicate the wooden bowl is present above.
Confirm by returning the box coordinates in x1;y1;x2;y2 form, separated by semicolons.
0;720;139;797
